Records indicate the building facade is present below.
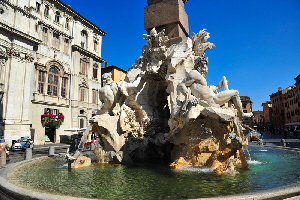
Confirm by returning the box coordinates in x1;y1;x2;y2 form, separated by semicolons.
0;0;106;145
252;110;263;129
261;100;272;127
101;64;127;83
268;75;300;131
269;87;286;130
240;96;253;127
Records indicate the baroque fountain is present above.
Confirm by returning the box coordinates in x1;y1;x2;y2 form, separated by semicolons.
70;27;250;175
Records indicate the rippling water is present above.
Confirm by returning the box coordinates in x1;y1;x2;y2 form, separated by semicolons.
7;146;300;199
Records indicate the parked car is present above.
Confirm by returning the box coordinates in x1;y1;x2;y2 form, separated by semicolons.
11;137;34;150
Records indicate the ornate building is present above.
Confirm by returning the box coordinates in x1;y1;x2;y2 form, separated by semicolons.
0;0;106;145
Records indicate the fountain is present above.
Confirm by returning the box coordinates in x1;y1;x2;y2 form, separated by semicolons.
64;27;251;175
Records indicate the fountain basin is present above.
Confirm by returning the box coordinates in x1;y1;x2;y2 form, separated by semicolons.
1;146;300;200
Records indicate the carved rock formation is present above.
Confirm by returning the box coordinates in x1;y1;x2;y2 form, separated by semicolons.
72;29;250;175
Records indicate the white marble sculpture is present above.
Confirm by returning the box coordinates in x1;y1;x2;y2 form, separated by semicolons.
81;28;251;174
142;28;169;73
177;56;253;119
98;72;142;116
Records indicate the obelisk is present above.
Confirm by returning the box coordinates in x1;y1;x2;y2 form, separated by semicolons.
144;0;189;39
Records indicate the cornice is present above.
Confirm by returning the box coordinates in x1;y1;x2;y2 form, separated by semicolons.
72;45;105;63
2;0;38;19
0;22;41;45
38;21;73;39
46;0;106;36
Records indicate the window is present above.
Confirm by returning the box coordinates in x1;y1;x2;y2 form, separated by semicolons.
63;38;69;53
61;77;67;98
120;71;123;79
47;66;59;96
80;88;85;101
42;27;48;43
52;32;60;49
79;118;84;128
93;66;98;79
38;71;45;94
80;59;87;75
36;2;41;13
65;18;69;29
79;110;85;115
93;40;98;51
92;90;97;104
54;11;60;23
81;31;87;49
44;5;49;17
52;109;58;115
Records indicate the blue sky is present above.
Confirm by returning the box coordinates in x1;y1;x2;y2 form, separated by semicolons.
61;0;300;111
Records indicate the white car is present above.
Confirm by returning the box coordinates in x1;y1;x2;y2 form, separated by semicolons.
11;137;34;150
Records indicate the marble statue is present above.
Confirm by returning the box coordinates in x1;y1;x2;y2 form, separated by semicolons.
69;28;251;175
178;56;253;119
98;72;142;116
142;28;169;73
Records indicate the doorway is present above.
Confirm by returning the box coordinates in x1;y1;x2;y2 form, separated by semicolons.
45;127;56;142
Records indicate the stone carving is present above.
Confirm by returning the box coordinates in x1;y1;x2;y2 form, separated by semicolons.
177;55;253;119
142;28;169;73
191;29;215;57
98;72;142;116
71;28;251;175
5;47;35;62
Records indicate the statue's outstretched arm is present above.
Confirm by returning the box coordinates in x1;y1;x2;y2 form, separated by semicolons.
216;76;229;91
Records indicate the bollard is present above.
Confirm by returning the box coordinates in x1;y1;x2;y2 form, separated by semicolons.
0;150;6;167
49;146;55;156
280;139;286;147
24;148;33;160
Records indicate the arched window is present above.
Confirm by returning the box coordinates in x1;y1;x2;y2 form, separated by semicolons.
54;11;60;23
47;66;59;96
44;5;49;17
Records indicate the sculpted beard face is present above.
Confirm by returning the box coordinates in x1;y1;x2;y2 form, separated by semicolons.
197;63;208;78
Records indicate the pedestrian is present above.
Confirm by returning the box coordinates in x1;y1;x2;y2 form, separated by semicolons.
0;136;5;145
4;144;10;162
